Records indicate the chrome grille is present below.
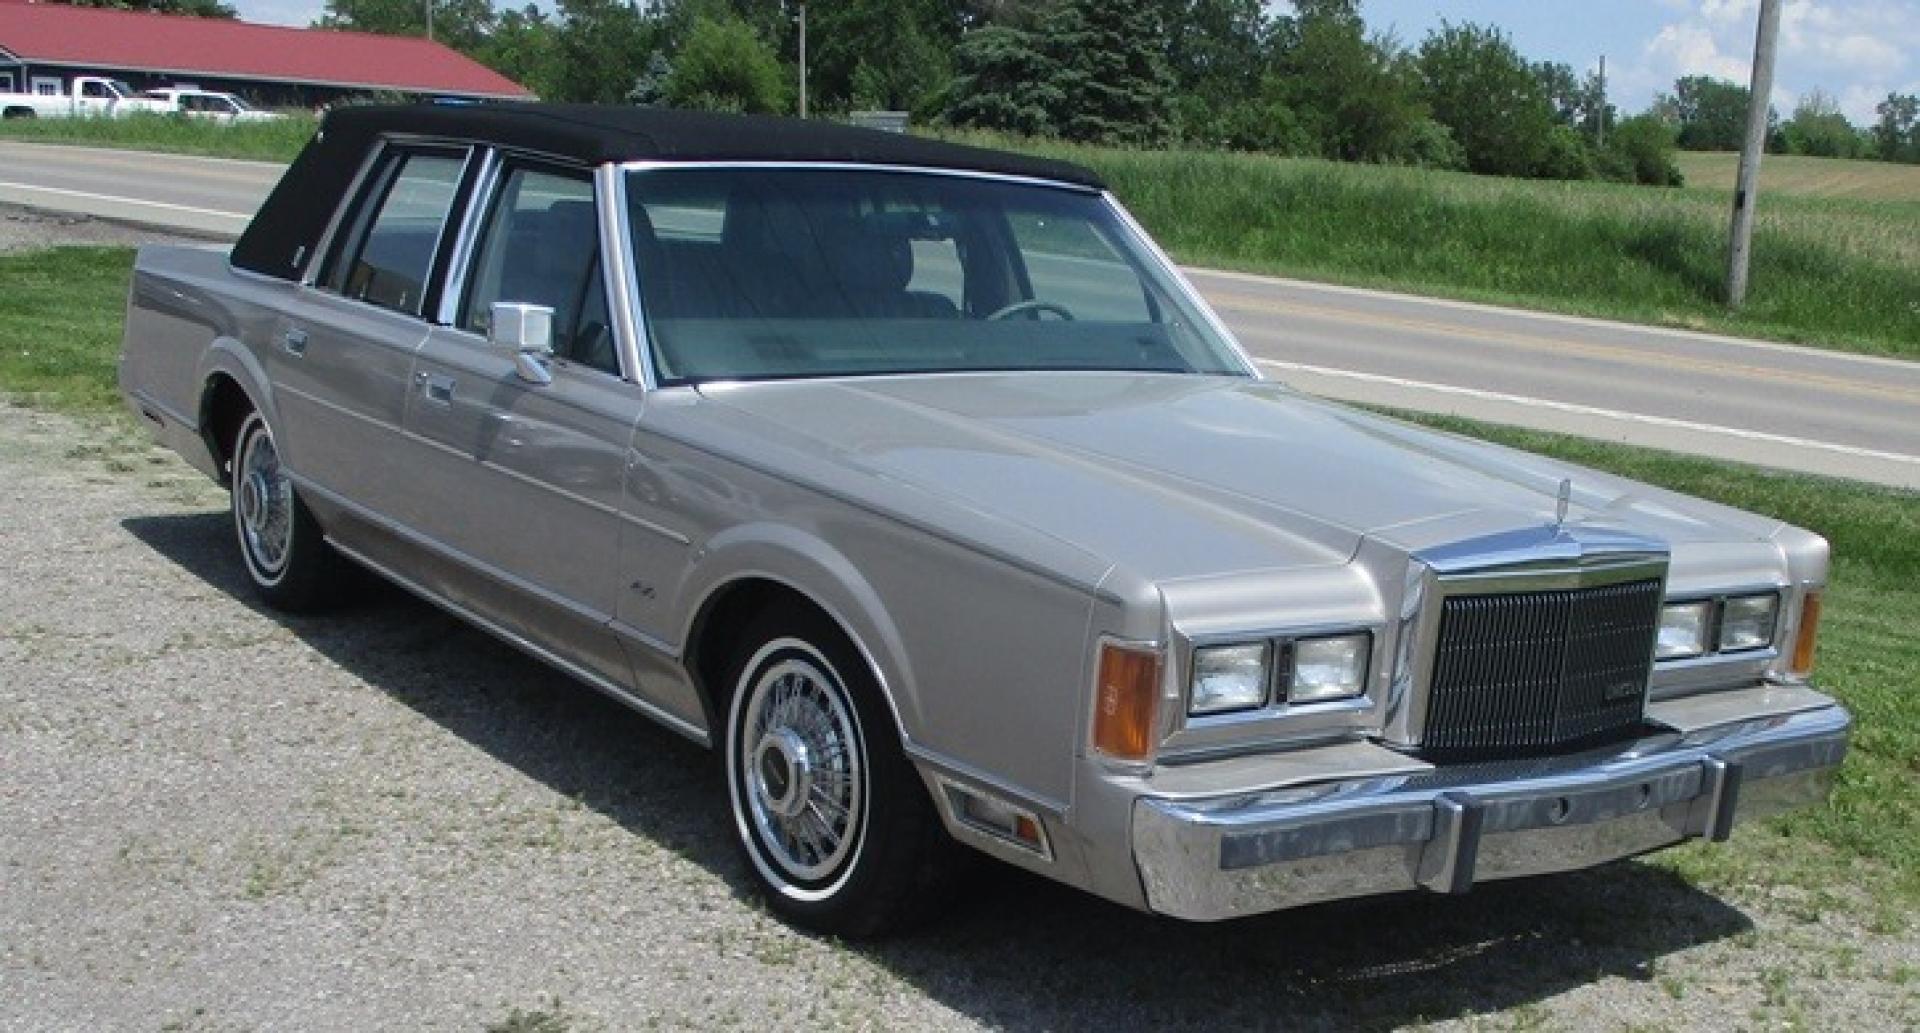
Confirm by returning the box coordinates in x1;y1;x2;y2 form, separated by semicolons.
1422;577;1662;758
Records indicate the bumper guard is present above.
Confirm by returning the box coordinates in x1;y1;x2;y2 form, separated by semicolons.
1132;703;1849;921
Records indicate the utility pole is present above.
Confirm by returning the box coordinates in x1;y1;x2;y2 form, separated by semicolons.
1596;55;1606;148
797;2;809;118
1726;0;1781;308
426;0;434;43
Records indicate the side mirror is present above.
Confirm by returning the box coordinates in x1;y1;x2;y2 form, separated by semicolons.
490;302;555;385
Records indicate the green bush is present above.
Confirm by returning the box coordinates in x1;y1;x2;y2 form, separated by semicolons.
663;14;788;115
1402;118;1467;171
1604;114;1685;187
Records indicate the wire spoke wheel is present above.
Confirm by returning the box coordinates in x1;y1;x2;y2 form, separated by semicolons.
233;414;294;584
728;638;869;900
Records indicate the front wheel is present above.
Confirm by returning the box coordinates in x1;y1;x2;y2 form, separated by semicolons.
230;411;348;611
722;610;952;937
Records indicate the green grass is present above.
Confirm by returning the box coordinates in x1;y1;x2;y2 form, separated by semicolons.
3;116;1915;357
972;135;1920;359
0;246;136;414
1675;150;1920;202
3;245;1915;908
0;112;316;162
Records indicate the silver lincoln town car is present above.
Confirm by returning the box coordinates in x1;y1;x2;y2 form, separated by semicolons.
117;104;1849;937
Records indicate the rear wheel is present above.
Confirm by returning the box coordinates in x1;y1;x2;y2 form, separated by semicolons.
721;609;952;938
230;411;347;611
2;108;35;121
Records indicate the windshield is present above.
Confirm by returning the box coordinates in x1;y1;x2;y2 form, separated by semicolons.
625;168;1248;385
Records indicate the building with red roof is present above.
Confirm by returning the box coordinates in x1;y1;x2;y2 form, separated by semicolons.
0;0;531;107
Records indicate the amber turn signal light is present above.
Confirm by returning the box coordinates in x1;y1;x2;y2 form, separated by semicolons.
1790;591;1823;677
1093;642;1163;761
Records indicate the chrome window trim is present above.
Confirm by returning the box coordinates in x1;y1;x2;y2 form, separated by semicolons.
435;147;503;328
306;138;478;317
615;159;1107;192
1101;191;1261;380
611;161;1256;388
301;136;389;287
598;162;650;387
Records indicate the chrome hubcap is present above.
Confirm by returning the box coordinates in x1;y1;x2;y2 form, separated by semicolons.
738;655;863;885
236;421;292;577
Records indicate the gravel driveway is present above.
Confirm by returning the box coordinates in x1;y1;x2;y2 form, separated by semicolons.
1;200;1915;1028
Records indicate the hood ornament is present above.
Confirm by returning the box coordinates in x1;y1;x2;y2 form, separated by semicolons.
1555;478;1573;528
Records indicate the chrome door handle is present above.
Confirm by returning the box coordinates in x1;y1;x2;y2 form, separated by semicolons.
420;372;456;405
281;327;309;357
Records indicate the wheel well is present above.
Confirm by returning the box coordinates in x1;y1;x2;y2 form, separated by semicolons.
199;373;254;487
2;108;36;120
687;578;849;732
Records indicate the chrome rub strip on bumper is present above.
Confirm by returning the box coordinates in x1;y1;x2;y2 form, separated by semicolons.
1131;702;1849;921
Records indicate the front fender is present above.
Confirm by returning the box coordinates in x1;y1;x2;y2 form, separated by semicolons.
678;521;921;742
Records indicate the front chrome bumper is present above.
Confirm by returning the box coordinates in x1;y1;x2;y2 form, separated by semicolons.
1131;702;1849;921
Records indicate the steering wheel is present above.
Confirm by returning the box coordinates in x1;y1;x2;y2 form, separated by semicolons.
987;300;1076;321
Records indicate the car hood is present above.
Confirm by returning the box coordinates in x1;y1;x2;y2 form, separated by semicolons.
694;374;1785;584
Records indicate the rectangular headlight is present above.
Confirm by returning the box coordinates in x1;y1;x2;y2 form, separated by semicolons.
1719;593;1779;652
1657;600;1713;660
1190;643;1270;715
1287;633;1369;704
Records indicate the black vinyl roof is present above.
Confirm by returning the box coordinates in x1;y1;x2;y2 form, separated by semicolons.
233;103;1103;281
344;104;1102;185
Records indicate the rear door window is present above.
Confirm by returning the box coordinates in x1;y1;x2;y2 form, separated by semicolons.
322;147;469;317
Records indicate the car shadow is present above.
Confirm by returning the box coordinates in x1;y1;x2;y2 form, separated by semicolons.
122;510;1755;1031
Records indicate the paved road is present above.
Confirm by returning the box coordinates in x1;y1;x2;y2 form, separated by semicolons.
5;139;1916;489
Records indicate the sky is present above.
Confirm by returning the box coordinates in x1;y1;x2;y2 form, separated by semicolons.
231;1;1920;124
1359;1;1920;123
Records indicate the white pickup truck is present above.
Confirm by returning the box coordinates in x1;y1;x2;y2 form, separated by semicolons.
142;87;285;123
0;76;172;120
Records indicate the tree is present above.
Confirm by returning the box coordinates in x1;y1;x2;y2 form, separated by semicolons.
546;0;658;104
809;0;954;113
1047;0;1175;145
664;14;789;114
1780;90;1862;158
55;0;235;16
941;25;1064;137
940;0;1174;146
1533;60;1611;140
1872;92;1919;163
1417;23;1561;178
1659;75;1760;151
1157;0;1271;144
317;0;496;54
475;5;559;99
1267;3;1423;163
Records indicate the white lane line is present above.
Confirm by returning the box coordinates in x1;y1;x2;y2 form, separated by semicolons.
1256;358;1920;468
1202;267;1920;373
0;181;251;222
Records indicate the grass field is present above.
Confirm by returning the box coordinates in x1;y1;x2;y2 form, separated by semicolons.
3;116;1916;358
0;112;315;162
985;136;1920;360
1676;150;1920;201
4;243;1916;914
